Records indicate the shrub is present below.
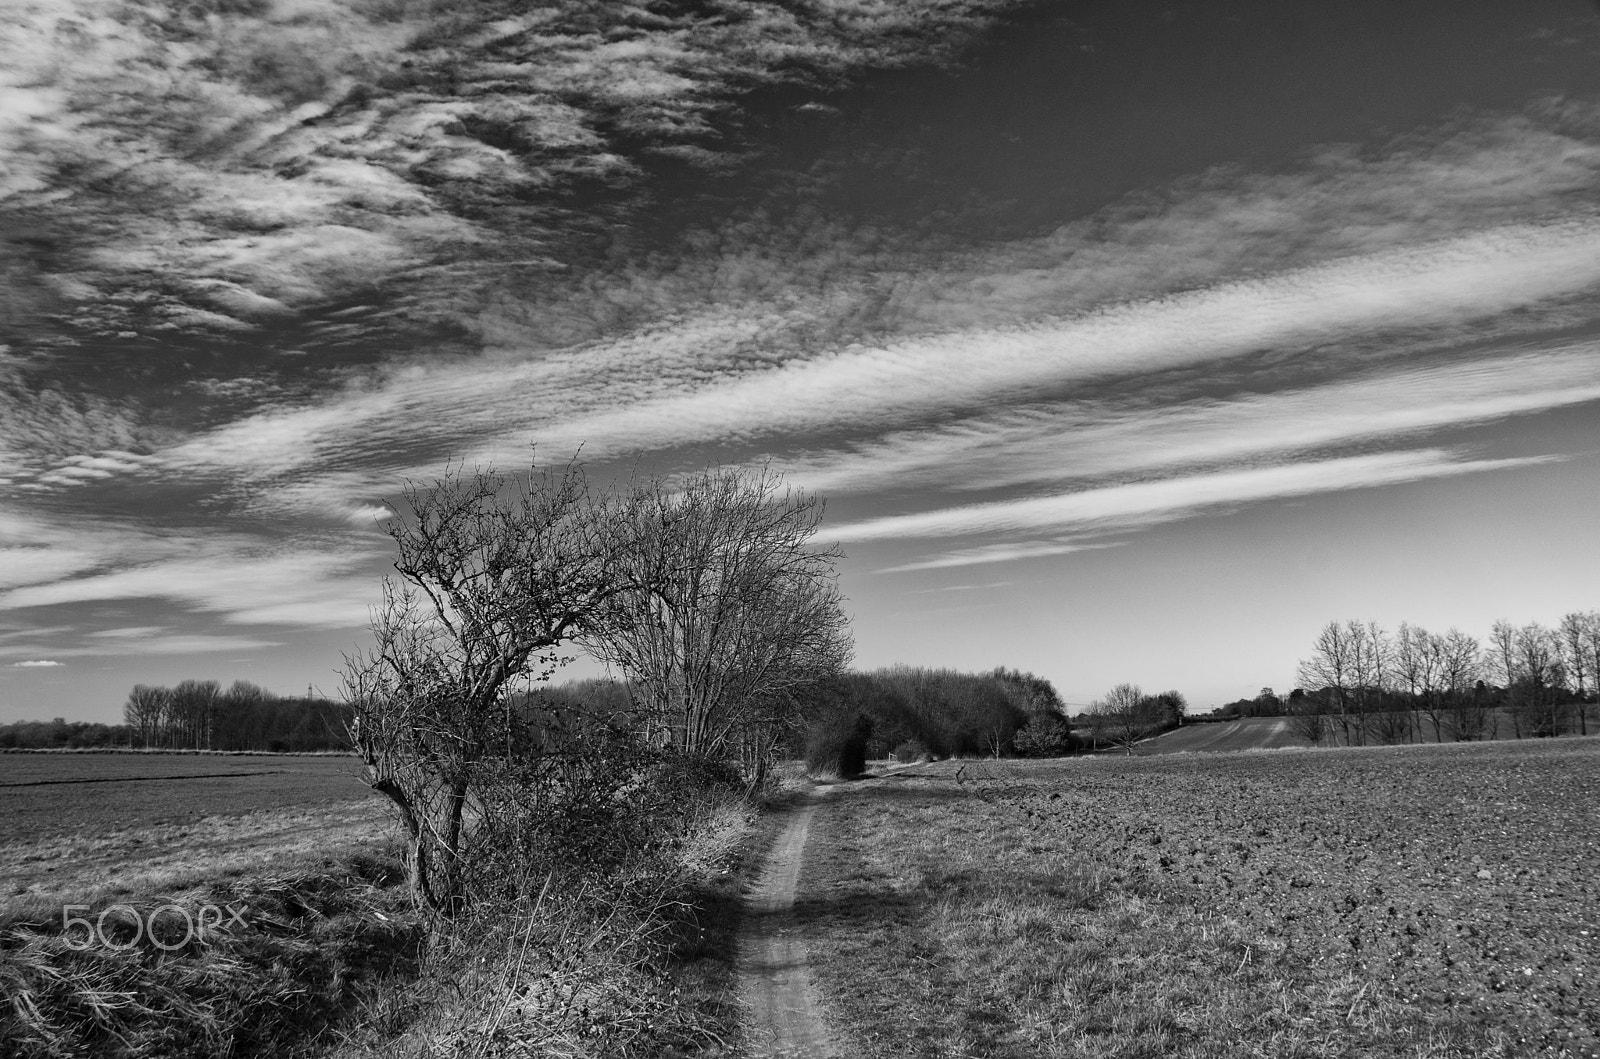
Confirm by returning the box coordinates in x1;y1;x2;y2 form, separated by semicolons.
892;739;931;763
465;711;743;898
1012;713;1074;757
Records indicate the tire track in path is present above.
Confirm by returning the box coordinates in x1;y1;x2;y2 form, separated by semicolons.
738;786;841;1059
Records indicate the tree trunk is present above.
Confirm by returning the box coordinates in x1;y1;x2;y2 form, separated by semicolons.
372;776;441;911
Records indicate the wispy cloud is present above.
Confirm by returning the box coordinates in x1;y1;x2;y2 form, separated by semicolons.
0;0;1023;348
778;344;1600;496
0;635;283;660
7;93;1600;540
829;450;1554;546
6;15;1600;660
529;220;1600;456
878;542;1126;574
0;633;284;661
0;508;383;630
127;209;1600;519
0;547;379;629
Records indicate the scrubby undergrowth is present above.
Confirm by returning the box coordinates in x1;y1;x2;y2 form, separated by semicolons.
2;843;422;1058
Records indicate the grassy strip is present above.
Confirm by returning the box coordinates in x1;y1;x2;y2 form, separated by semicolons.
800;752;1596;1058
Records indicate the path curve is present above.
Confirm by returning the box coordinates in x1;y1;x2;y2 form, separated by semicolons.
738;788;842;1059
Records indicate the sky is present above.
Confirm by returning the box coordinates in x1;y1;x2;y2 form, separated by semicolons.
4;0;1600;723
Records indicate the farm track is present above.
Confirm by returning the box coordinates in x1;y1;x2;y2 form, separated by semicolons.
739;787;841;1059
738;763;935;1057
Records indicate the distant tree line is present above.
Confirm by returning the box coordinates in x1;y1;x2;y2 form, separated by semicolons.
0;682;347;751
523;666;1080;778
797;665;1080;774
121;680;349;751
0;717;132;750
1288;612;1599;745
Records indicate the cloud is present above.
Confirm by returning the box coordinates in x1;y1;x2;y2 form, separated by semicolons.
882;543;1124;574
0;546;380;629
134;209;1600;510
828;450;1555;545
0;545;109;589
528;220;1600;457
0;507;385;630
777;343;1600;496
8;23;1600;655
0;363;155;488
0;634;284;660
8;659;64;667
0;0;1024;350
87;626;165;639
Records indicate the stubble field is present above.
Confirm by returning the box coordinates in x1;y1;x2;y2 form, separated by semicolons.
801;739;1599;1058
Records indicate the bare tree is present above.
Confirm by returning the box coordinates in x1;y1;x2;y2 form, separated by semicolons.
169;679;222;749
1087;683;1156;755
219;680;268;751
587;465;852;766
1437;628;1488;741
122;685;169;748
1287;687;1330;744
1581;611;1600;736
1350;620;1397;743
1558;612;1592;736
1488;619;1521;737
1513;622;1566;737
1396;623;1442;742
341;460;645;912
1297;621;1360;745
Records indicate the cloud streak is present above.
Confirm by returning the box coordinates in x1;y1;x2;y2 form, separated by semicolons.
777;344;1600;496
0;634;283;661
134;209;1600;514
828;450;1553;546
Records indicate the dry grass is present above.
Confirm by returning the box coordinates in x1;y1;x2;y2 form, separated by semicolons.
800;743;1599;1059
325;789;768;1059
1;801;392;921
1;841;423;1059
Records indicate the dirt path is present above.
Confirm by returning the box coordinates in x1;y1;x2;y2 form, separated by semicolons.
738;765;939;1056
738;787;841;1059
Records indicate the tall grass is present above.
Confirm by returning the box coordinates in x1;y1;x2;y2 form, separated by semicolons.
1;846;421;1058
